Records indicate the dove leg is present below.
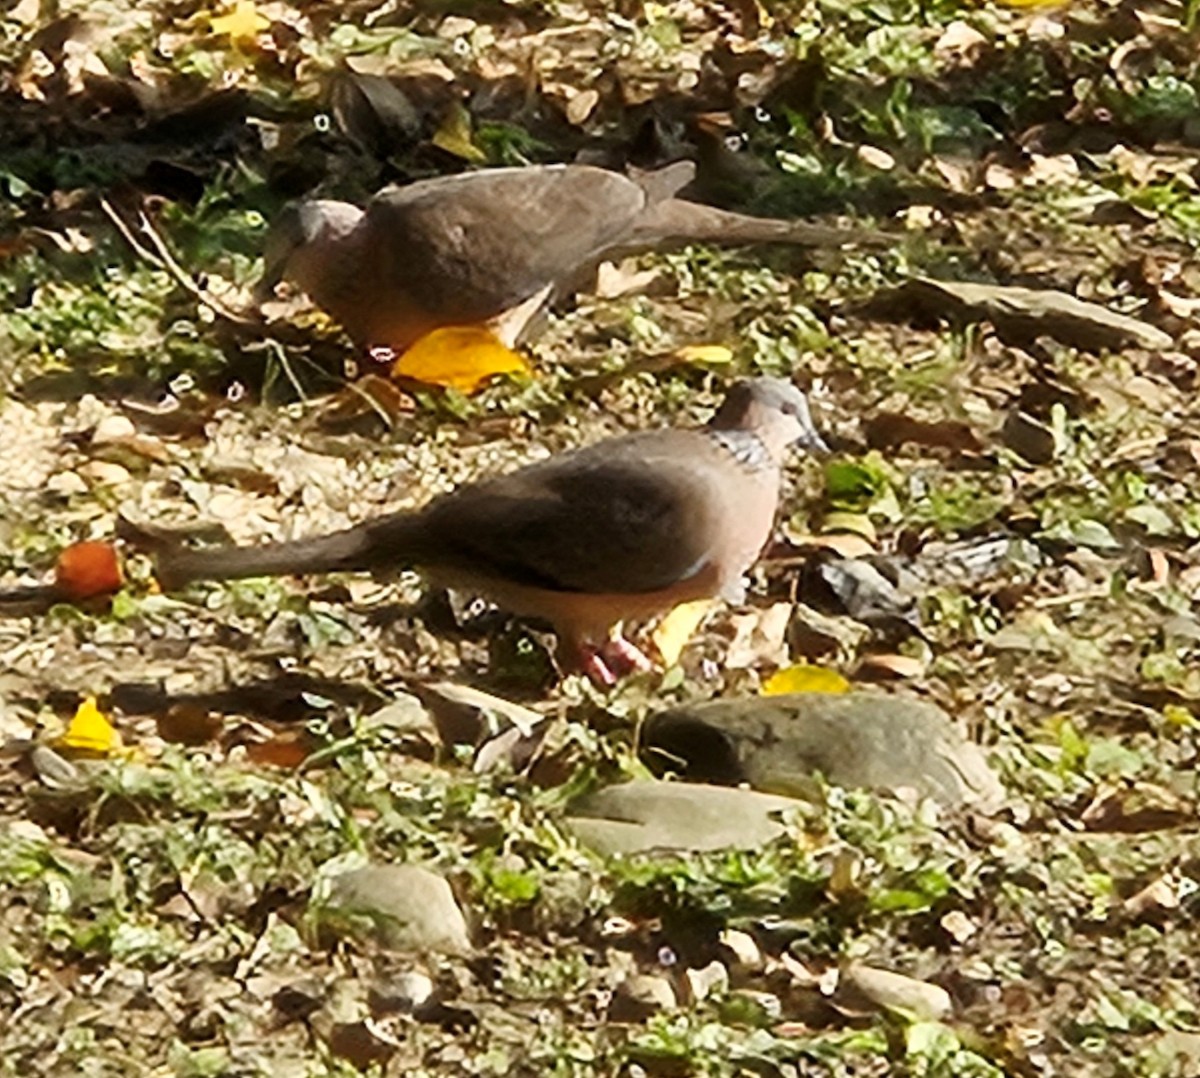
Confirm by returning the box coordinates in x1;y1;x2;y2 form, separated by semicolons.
598;633;654;676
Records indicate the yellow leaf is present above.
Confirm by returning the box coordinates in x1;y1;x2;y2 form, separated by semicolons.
673;344;733;366
431;102;487;163
210;0;270;44
57;697;122;756
762;664;850;696
393;326;530;393
652;599;714;666
1163;705;1198;729
821;510;877;543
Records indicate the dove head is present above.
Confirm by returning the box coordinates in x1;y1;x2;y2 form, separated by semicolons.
254;200;365;304
709;377;829;456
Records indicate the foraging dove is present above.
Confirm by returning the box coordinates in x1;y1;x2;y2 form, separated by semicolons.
157;378;827;683
258;162;879;354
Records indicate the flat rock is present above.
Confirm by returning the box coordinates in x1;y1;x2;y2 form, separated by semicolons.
837;963;952;1021
323;864;471;956
898;277;1172;351
565;780;805;855
640;692;1003;811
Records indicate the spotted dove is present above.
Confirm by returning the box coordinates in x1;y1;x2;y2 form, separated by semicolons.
156;378;826;683
257;162;878;354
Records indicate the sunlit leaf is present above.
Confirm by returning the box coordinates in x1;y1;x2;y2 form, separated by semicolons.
246;735;311;768
58;697;122;756
393;326;530;393
431;102;487;163
1162;705;1198;729
825;459;881;502
762;664;850;696
857;653;925;680
210;0;270;44
824;454;902;522
673;344;734;366
820;510;877;543
651;599;714;666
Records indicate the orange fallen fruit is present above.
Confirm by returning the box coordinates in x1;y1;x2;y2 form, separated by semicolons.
54;541;124;601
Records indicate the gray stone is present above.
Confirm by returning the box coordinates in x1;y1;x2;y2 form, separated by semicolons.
640;692;1003;811
322;864;471;956
837;963;952;1021
901;277;1172;351
565;780;805;855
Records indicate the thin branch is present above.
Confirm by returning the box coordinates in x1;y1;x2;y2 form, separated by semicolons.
264;339;308;403
100;196;258;327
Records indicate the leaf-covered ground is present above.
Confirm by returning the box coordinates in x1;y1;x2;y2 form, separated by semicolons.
3;0;1200;1074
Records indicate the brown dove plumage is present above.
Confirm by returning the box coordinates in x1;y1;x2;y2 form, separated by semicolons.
155;378;826;683
257;162;879;354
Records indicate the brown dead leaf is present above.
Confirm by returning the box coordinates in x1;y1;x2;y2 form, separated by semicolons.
933;156;976;193
78;460;132;486
329;70;420;156
1123;874;1181;920
855;653;926;681
595;258;664;298
935;20;988;65
245;734;312;768
91;413;172;463
864;411;984;454
119;397;217;440
1025;153;1080;186
566;88;599;125
315;374;416;433
157;704;224;746
1079;781;1192;832
1140;548;1171;589
783;527;876;559
723;602;792;669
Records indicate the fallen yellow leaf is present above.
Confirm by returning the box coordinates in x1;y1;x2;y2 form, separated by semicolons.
58;696;123;756
431;102;487;163
821;510;878;544
210;0;269;45
393;326;530;393
762;664;850;696
1162;705;1198;729
673;344;734;366
652;599;714;666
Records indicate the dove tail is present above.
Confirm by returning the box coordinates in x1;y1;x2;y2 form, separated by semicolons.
155;513;424;591
628;199;885;250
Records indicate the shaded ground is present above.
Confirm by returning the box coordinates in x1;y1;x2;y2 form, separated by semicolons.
3;0;1200;1074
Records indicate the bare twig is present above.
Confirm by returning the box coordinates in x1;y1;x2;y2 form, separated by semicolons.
264;339;308;403
99;196;258;327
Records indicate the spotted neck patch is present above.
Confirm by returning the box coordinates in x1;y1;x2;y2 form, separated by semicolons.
706;429;774;472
